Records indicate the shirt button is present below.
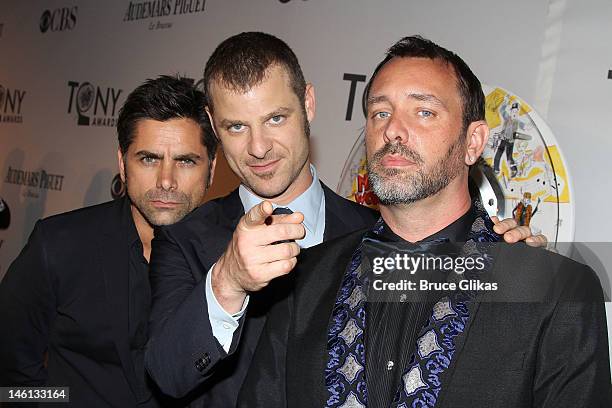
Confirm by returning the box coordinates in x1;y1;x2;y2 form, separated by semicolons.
387;360;394;371
222;323;231;330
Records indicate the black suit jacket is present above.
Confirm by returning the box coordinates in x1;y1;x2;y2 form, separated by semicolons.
145;183;378;406
238;230;612;407
0;197;159;407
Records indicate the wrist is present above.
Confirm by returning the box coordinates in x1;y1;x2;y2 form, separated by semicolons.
211;257;248;314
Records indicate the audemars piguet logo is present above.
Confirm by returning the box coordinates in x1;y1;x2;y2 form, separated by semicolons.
5;166;65;192
123;0;206;30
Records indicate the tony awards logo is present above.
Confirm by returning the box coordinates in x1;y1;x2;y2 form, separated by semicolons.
0;84;26;124
67;81;123;127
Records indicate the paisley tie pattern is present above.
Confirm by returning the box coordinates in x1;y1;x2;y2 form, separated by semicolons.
325;199;500;407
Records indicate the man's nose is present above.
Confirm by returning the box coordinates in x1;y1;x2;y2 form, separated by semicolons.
383;114;410;145
156;160;177;191
247;127;273;159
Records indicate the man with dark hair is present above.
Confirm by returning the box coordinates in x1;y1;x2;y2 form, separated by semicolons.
145;32;540;407
238;36;611;407
203;31;308;112
0;75;217;407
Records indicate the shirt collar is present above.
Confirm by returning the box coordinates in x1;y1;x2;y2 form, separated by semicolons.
238;164;324;236
379;204;475;244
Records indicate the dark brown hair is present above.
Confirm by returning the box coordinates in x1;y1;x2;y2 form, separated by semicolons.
363;35;485;130
117;75;216;163
203;32;306;111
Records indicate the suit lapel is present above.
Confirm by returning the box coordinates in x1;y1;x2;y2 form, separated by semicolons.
321;183;354;241
435;244;502;406
220;188;244;230
287;231;366;406
191;189;244;277
99;197;141;400
433;301;483;407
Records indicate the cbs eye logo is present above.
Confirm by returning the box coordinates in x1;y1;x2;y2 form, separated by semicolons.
39;7;77;33
110;174;126;200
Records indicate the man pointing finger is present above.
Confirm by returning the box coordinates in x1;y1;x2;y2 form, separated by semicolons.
212;201;305;313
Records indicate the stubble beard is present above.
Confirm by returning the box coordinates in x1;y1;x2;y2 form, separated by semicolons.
367;135;466;206
125;174;194;227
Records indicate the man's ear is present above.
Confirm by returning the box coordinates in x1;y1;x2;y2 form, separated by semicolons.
304;83;316;123
117;148;126;182
464;120;489;165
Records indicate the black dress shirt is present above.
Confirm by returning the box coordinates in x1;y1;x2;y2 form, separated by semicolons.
127;214;154;404
365;206;475;408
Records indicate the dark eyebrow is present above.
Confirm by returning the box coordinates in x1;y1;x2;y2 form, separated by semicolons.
218;107;295;129
366;95;389;107
406;92;447;109
263;107;293;122
174;153;201;161
134;151;201;162
366;93;448;110
135;150;162;159
219;118;242;128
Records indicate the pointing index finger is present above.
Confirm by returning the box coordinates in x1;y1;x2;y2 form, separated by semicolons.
244;201;274;228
